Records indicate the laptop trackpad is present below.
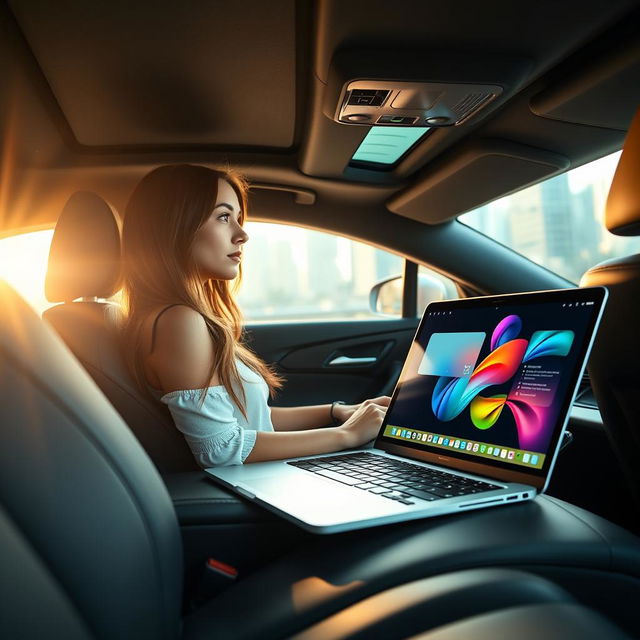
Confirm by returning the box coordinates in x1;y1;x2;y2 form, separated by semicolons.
245;474;400;522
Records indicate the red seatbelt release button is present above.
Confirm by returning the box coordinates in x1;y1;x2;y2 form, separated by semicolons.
206;557;238;579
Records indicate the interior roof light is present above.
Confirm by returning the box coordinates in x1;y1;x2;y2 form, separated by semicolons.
351;126;430;166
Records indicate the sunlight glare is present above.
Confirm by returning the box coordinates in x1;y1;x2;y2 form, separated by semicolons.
0;229;54;315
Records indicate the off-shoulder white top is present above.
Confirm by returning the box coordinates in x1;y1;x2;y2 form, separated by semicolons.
152;359;274;467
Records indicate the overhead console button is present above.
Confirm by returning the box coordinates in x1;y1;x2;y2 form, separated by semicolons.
425;116;452;125
344;114;371;122
377;115;417;125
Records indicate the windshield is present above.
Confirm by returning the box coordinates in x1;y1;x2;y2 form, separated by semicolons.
459;152;638;283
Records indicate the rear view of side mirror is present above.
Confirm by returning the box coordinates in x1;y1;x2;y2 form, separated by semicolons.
370;275;403;316
370;273;448;316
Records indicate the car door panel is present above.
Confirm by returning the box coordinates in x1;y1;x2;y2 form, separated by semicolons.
245;319;418;406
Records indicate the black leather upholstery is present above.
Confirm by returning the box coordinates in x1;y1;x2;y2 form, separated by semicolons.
407;602;630;640
165;472;279;524
43;191;198;472
581;107;640;508
181;485;640;639
284;570;627;640
44;301;197;472
0;280;183;640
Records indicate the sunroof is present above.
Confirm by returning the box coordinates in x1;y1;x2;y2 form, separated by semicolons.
351;126;430;166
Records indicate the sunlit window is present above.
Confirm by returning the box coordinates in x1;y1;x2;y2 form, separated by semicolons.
459;152;637;283
238;223;405;322
235;223;459;321
0;229;54;315
0;223;458;323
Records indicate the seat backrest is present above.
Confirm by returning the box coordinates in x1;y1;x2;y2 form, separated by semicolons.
43;191;197;472
581;107;640;507
0;279;183;640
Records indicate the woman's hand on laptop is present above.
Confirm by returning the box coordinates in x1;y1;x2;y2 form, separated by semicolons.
338;397;390;448
333;395;391;425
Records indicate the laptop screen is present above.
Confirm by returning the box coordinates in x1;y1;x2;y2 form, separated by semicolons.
377;287;607;479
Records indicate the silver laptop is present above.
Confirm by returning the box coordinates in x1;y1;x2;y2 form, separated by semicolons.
206;287;607;533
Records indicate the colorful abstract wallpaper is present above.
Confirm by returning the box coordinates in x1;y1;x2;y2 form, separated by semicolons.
426;315;573;451
384;300;595;459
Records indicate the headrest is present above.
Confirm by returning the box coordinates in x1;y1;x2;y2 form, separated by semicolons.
45;191;122;303
606;107;640;236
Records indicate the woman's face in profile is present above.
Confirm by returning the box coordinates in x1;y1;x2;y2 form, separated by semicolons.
191;178;249;281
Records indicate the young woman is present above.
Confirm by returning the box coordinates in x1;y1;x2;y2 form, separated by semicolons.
120;164;390;468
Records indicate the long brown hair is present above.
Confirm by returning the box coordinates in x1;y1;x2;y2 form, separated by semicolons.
120;164;283;416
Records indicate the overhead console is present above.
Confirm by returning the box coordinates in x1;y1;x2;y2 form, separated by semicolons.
333;79;503;128
300;50;532;181
323;50;530;127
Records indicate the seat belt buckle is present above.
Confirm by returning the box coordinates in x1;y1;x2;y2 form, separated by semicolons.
192;557;239;606
206;557;238;580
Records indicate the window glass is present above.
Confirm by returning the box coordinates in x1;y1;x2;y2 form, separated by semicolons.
238;223;403;322
459;152;638;283
0;224;458;323
0;229;54;315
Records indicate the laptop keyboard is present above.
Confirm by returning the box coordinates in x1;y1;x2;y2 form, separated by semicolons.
287;452;502;505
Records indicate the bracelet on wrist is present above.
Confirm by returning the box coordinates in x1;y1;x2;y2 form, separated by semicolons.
330;400;346;426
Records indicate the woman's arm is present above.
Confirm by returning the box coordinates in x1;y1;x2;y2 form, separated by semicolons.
270;396;392;431
246;400;386;463
270;405;332;431
245;427;348;462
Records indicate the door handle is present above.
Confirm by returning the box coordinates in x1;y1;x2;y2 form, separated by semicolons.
328;356;377;366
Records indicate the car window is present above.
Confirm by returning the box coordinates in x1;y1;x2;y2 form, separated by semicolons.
238;222;459;322
0;229;54;315
0;223;459;321
459;151;638;283
238;222;405;322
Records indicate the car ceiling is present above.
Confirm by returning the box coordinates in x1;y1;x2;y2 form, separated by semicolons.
1;0;639;243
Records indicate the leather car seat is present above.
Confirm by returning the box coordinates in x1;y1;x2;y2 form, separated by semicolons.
43;191;197;472
581;107;640;510
0;278;634;639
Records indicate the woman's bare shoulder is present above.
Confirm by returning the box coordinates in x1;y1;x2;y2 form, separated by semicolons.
147;305;218;392
152;304;208;336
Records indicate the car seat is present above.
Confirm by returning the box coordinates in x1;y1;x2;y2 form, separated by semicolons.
43;190;197;472
581;106;640;510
